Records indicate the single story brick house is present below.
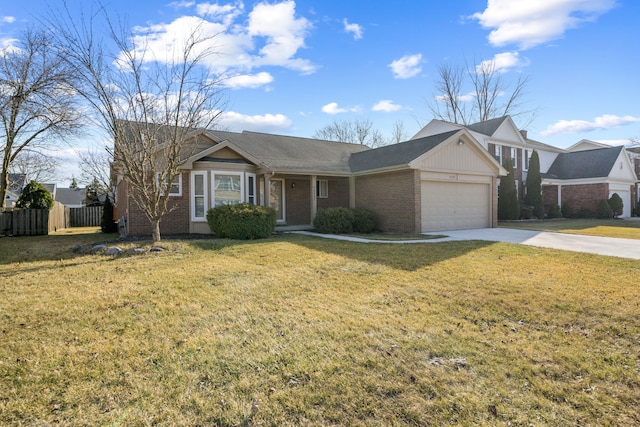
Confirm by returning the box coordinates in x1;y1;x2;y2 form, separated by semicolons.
115;127;507;236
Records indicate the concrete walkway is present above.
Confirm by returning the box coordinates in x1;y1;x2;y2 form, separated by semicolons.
292;228;640;260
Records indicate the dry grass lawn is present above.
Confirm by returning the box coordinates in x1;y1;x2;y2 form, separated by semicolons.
1;228;639;426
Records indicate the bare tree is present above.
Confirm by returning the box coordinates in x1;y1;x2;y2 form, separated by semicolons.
390;120;408;144
429;61;532;126
0;28;80;208
50;5;226;241
10;150;59;184
313;118;386;147
78;147;114;201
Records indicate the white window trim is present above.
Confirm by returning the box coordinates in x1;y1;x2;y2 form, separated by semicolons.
493;144;502;165
510;147;518;169
317;179;328;198
157;173;182;197
246;173;257;204
270;178;286;224
190;171;208;222
211;171;244;208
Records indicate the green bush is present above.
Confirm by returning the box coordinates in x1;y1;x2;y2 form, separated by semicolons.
313;207;355;234
101;196;118;233
576;207;593;219
352;208;377;233
16;180;54;210
547;205;562;219
519;204;534;220
206;203;276;239
636;200;640;217
596;199;613;219
561;202;574;219
608;193;623;218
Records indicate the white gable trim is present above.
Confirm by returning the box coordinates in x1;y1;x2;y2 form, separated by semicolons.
180;139;266;170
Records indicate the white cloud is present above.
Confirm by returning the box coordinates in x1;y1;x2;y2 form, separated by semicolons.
343;19;363;40
224;72;274;89
247;0;315;73
124;0;315;75
389;54;422;79
435;92;476;103
2;16;16;24
471;0;617;49
218;111;292;133
0;37;19;54
168;1;195;9
321;102;347;114
476;51;529;74
541;114;640;136
372;100;401;112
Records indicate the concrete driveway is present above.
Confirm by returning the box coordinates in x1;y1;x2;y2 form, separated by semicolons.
293;228;640;260
434;228;640;260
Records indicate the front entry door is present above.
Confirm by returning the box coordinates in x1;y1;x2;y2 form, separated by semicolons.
270;179;285;223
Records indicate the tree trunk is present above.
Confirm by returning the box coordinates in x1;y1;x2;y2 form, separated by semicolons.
152;219;161;243
0;165;9;209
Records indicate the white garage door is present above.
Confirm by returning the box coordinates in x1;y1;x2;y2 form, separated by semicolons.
421;181;490;232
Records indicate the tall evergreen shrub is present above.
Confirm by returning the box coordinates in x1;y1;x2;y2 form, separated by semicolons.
498;157;519;220
16;180;54;210
524;150;543;218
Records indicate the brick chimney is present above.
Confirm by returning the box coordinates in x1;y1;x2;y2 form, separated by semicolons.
519;130;528;139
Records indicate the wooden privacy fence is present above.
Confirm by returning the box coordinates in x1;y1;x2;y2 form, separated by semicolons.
70;206;103;227
0;202;69;236
0;203;105;236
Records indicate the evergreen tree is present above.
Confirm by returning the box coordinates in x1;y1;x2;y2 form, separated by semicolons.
85;177;103;206
608;193;623;218
70;176;78;189
498;157;520;220
101;195;118;233
524;150;544;218
16;180;54;209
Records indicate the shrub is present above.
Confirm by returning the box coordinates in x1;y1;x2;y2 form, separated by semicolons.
352;208;377;233
16;180;54;210
101;196;118;233
519;204;534;220
636;200;640;217
206;203;276;239
561;202;574;219
577;207;593;219
498;157;519;220
313;207;354;234
596;199;613;219
547;205;562;219
608;193;623;218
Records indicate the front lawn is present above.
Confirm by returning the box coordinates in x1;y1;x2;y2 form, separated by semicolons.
1;231;638;425
500;218;640;239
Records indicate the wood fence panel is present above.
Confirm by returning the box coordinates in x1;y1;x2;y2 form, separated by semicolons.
49;202;70;233
70;206;103;227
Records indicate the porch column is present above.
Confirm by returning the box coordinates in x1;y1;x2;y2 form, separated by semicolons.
310;175;317;223
349;176;356;208
557;184;562;208
264;174;271;208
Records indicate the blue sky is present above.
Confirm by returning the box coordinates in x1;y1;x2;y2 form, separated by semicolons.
2;0;639;185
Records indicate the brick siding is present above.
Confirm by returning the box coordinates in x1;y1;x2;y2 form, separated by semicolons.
355;170;420;233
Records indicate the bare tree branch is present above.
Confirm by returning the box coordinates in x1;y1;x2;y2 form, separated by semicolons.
0;28;80;207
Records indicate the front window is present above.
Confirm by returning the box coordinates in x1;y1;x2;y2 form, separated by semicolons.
510;147;518;169
212;172;242;207
246;174;256;204
191;171;208;221
524;149;530;170
317;180;328;198
158;173;182;196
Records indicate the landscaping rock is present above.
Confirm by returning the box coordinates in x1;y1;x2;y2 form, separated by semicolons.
105;247;123;256
71;244;88;254
126;247;146;255
90;245;108;254
149;247;165;252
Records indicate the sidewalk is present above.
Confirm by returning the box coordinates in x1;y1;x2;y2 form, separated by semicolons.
292;228;640;260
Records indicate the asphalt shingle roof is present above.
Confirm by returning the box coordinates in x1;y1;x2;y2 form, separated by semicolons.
349;130;458;173
466;116;509;136
210;130;370;174
543;146;622;180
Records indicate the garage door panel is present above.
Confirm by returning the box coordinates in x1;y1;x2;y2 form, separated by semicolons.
421;181;490;232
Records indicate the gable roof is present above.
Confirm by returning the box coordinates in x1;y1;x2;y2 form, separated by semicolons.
55;188;85;206
349;130;459;173
466;116;509;136
201;130;370;174
543;146;623;180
